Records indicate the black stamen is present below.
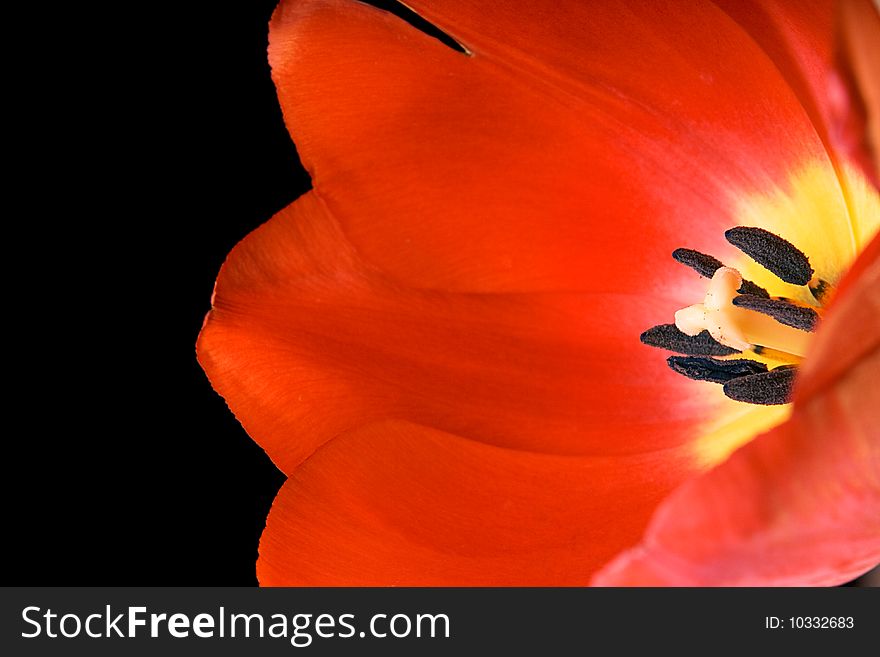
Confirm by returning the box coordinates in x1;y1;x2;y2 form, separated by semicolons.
738;279;770;298
725;227;814;285
640;324;740;356
667;356;767;384
672;248;724;278
809;278;830;304
672;247;769;297
722;366;797;405
732;294;819;332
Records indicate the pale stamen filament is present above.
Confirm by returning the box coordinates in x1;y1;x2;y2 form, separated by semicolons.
674;267;811;358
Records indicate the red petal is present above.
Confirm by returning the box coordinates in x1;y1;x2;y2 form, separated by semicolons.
257;420;696;585
796;233;880;401
710;1;835;143
269;0;843;293
831;0;880;185
202;1;878;586
198;192;717;473
593;240;880;586
713;0;880;186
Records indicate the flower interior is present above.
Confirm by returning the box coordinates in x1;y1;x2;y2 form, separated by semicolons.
642;226;827;405
642;163;879;423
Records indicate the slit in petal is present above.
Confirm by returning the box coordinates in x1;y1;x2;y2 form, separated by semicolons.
360;0;471;55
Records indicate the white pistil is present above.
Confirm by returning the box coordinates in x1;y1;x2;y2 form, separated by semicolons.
675;267;811;358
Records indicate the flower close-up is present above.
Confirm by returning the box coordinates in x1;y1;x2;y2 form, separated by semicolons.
197;0;880;585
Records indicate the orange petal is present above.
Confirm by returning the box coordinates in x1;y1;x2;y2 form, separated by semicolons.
832;0;880;185
257;420;696;585
688;0;880;186
710;1;835;139
202;1;878;586
593;238;880;586
269;0;841;293
796;233;880;400
198;191;716;474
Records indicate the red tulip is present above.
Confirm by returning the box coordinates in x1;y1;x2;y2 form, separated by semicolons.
197;0;880;585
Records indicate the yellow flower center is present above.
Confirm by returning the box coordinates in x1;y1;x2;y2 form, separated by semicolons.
644;161;880;467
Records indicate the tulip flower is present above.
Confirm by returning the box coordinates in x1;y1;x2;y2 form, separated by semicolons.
198;0;880;585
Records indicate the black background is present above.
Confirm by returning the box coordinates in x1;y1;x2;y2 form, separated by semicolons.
8;0;480;588
11;1;299;584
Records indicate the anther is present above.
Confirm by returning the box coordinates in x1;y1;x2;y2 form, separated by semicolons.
809;278;831;304
650;228;822;406
724;227;814;285
731;295;819;332
640;324;740;356
667;356;768;384
739;279;771;298
672;248;769;297
672;248;724;278
722;365;797;405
